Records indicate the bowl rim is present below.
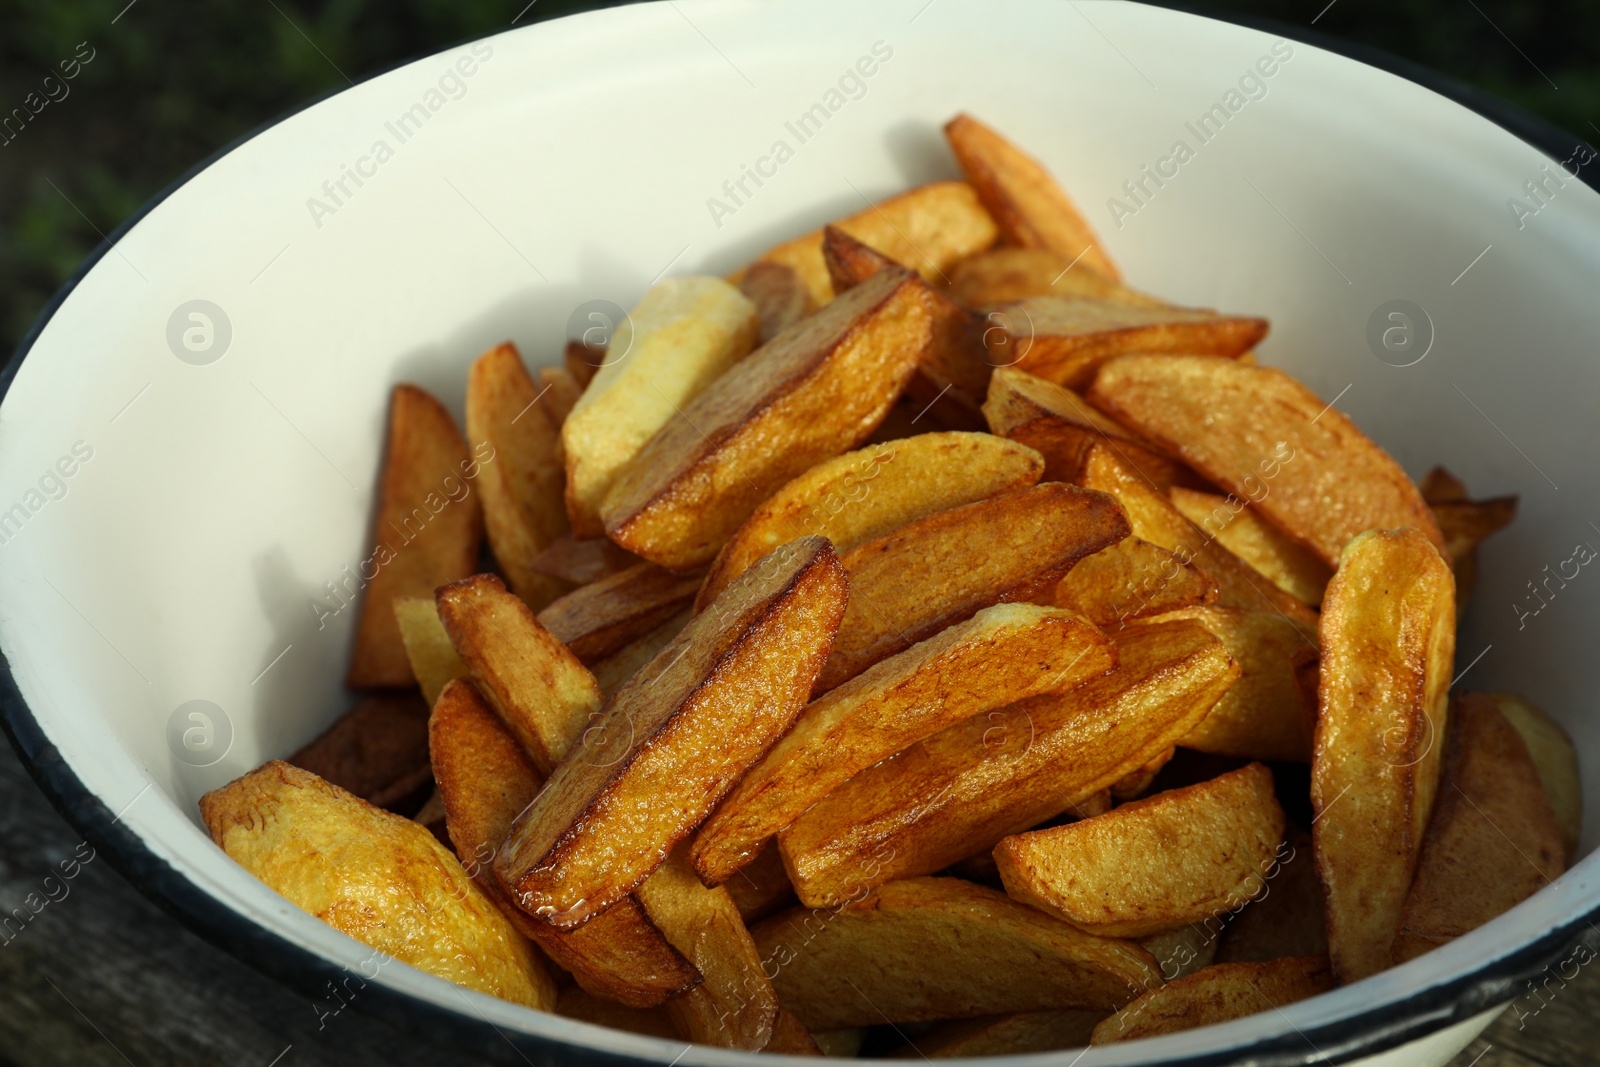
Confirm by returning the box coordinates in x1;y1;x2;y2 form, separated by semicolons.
2;2;1597;1064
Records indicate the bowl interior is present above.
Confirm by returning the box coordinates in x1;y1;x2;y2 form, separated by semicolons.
4;1;1600;1062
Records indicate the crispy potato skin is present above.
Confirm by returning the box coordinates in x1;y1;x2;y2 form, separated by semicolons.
201;761;555;1010
779;621;1240;907
591;610;691;698
739;261;815;343
1489;692;1583;863
348;384;484;688
948;246;1166;309
698;431;1043;608
692;603;1116;885
1217;828;1327;964
1051;537;1218;627
288;691;431;811
1392;693;1564;963
1312;528;1455;984
602;268;933;569
392;596;466;708
1091;956;1332;1044
1091;355;1447;567
1170;486;1332;607
819;482;1130;692
994;763;1286;938
752;878;1161;1029
528;534;642;587
497;538;848;928
536;562;702;664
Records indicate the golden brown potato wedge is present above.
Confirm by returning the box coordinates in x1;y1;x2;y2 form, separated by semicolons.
739;261;816;344
943;113;1120;279
556;987;678;1040
1392;693;1564;964
985;297;1266;389
692;603;1117;885
464;344;569;610
1423;471;1517;616
538;365;584;426
763;1009;823;1055
779;620;1240;906
602;268;933;569
890;1010;1105;1058
1091;957;1332;1044
1170;486;1332;607
723;842;798;925
1217;829;1327;964
564;277;761;538
1140;923;1220;982
752;878;1161;1029
947;246;1165;309
1077;446;1319;625
413;787;449;846
1091;355;1447;567
818;482;1130;692
996;763;1285;938
564;339;603;387
435;574;602;776
429;678;698;1006
732;181;999;306
983;366;1189;490
1150;607;1319;763
201;760;555;1010
698;431;1043;607
348;384;485;687
1111;746;1177;802
590;610;692;697
1313;527;1455;983
536;562;703;664
288;692;432;812
528;534;643;586
392;596;466;707
1051;537;1218;628
497;538;848;928
1489;692;1582;863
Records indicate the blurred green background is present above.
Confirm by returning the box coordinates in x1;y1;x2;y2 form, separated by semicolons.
1;0;1595;360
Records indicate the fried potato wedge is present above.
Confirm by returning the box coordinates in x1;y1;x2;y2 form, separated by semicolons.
1490;692;1583;863
556;987;678;1040
1392;693;1565;964
539;365;584;426
1423;471;1518;615
1091;957;1332;1044
1217;828;1327;964
780;621;1239;906
1150;607;1319;762
752;878;1161;1029
943;113;1120;279
465;344;569;609
288;692;432;812
497;538;848;927
739;261;815;344
1170;486;1332;607
983;366;1189;490
435;573;602;775
819;482;1129;691
201;760;555;1010
763;1009;823;1055
1111;746;1177;802
1052;537;1218;628
591;609;692;697
698;431;1042;607
947;246;1164;309
1313;527;1455;983
986;297;1266;389
996;763;1285;938
1092;355;1447;567
536;562;703;664
1078;446;1318;625
348;384;485;687
602;268;933;569
564;339;603;387
564;277;761;537
891;1010;1105;1058
639;847;781;1050
692;603;1117;884
528;534;643;586
724;842;797;925
413;787;449;846
393;596;466;707
429;679;698;1006
1140;923;1220;982
733;181;999;306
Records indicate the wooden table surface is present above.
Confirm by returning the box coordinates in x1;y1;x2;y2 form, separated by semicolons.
1;739;1593;1067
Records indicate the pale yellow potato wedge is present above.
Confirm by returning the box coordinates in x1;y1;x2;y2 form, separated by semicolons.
779;620;1240;907
1489;691;1583;863
1091;957;1332;1044
536;562;702;664
564;276;760;537
986;297;1266;389
1217;828;1327;964
1392;693;1565;963
348;384;485;687
819;482;1130;691
995;763;1285;938
692;603;1116;884
1091;355;1446;567
1051;537;1218;629
943;113;1120;279
1140;923;1219;982
496;538;847;927
739;261;815;343
724;841;797;925
464;344;569;610
556;987;678;1039
1313;527;1455;983
528;534;643;586
435;573;602;776
392;596;466;707
200;760;555;1010
1170;486;1332;607
538;365;584;425
1150;607;1319;762
752;878;1161;1029
947;246;1165;309
698;431;1043;607
890;1010;1105;1057
602;268;932;569
590;609;692;697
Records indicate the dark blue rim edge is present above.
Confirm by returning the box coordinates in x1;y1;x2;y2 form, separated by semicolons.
0;3;1596;1064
